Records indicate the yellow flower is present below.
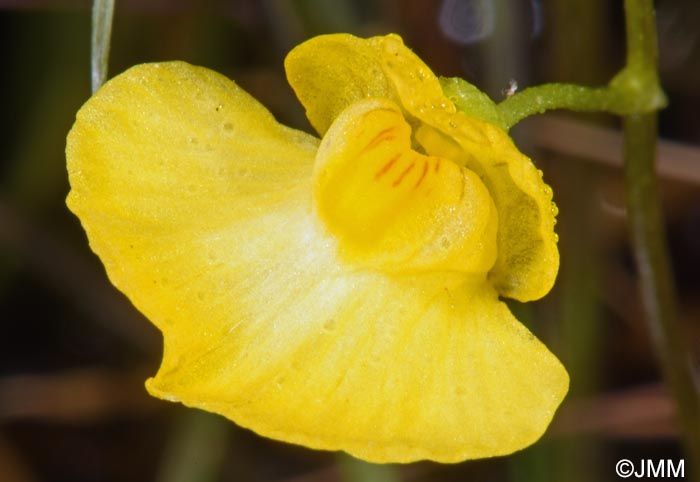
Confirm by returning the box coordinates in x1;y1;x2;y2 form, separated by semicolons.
66;33;568;463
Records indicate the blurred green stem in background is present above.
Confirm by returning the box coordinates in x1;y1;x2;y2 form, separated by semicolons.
91;0;114;93
624;111;700;480
155;410;232;482
337;453;401;482
621;1;700;480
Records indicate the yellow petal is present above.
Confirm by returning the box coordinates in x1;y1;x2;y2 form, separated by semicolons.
147;261;568;463
285;33;453;136
285;33;397;135
313;98;497;274
287;33;559;301
67;60;567;463
414;119;559;302
352;34;559;301
66;61;319;336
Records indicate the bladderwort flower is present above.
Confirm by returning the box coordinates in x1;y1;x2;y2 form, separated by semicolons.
66;33;568;463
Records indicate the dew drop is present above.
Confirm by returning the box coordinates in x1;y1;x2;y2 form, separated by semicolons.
550;203;559;216
189;137;199;145
553;233;559;243
215;103;223;112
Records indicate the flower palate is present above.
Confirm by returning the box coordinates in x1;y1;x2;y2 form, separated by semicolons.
66;33;568;463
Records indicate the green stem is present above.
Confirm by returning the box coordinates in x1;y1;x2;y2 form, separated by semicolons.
621;0;700;479
91;0;115;93
623;0;657;69
496;73;666;130
623;114;700;481
497;83;612;130
495;0;666;130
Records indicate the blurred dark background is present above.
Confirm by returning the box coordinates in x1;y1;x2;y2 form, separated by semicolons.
1;0;699;481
